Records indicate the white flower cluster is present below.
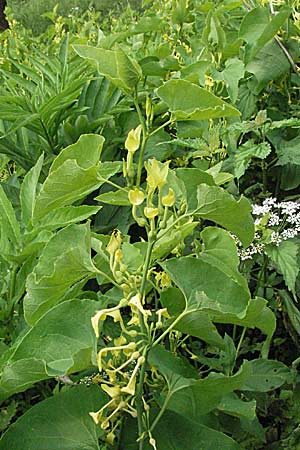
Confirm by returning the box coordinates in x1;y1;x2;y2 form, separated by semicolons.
233;197;300;260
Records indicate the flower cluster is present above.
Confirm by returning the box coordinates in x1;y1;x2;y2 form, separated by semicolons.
234;197;300;260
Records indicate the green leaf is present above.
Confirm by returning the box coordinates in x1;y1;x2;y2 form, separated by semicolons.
214;58;245;103
20;153;44;229
279;290;300;337
266;240;300;294
149;345;251;417
227;140;272;179
0;299;98;403
24;223;97;325
154;410;243;450
275;135;300;166
239;7;291;63
0;185;21;256
196;184;254;247
0;385;107;449
34;205;102;232
241;359;292;392
246;40;292;92
156;79;240;121
33;134;105;222
95;188;131;206
163;228;250;315
74;45;142;93
152;220;198;262
176;168;215;211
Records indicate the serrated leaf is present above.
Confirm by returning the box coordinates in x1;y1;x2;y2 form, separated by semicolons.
156;79;240;121
228;140;272;179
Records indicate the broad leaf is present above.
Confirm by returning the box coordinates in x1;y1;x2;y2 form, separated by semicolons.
24;223;97;325
196;184;254;247
241;359;292;392
266;240;300;294
0;299;98;403
74;45;142;93
33;134;105;222
154;411;243;450
33;205;102;232
156;79;240;121
0;385;107;450
239;7;291;63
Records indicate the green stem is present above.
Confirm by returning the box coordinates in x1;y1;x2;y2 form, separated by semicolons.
148;119;173;138
99;177;127;192
9;264;17;303
234;327;247;367
152;309;188;348
133;93;148;188
140;238;155;296
149;391;171;432
136;347;149;450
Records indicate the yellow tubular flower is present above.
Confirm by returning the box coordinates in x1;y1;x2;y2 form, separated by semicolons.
106;230;122;257
125;125;142;153
145;159;169;190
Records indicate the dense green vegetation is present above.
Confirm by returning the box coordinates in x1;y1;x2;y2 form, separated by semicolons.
0;1;300;448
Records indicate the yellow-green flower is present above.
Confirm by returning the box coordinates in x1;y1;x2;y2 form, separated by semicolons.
125;124;142;153
145;159;169;190
128;188;145;206
144;207;159;219
106;230;122;256
162;188;175;207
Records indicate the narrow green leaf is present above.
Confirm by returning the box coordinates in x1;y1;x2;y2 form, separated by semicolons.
20;153;44;228
95;188;131;206
0;185;21;255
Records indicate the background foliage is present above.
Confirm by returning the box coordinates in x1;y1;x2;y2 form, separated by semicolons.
0;0;299;449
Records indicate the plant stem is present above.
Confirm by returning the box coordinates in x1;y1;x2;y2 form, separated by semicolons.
149;391;171;432
234;327;247;366
133;93;148;188
136;347;149;450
